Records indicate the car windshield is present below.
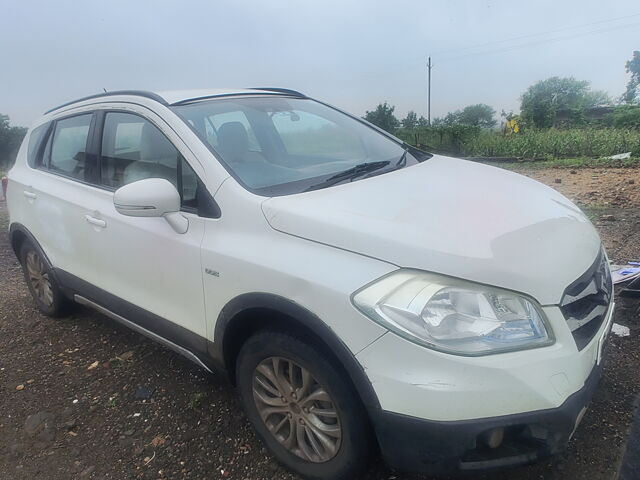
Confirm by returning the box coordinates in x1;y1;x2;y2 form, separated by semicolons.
172;96;418;196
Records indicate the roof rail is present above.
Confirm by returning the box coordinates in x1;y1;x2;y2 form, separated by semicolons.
44;90;168;115
170;88;308;107
249;87;306;97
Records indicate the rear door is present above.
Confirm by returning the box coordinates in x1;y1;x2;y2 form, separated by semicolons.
19;111;105;283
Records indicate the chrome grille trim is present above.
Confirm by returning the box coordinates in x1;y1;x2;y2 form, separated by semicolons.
560;249;612;351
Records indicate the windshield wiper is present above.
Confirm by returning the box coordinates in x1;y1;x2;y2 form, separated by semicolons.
304;160;391;191
395;148;408;166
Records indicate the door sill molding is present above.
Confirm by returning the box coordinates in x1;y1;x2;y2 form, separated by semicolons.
74;294;212;373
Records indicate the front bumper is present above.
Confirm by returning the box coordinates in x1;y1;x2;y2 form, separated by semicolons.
369;361;602;473
358;300;614;474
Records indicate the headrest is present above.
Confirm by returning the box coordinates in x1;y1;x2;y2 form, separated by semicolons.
217;121;250;155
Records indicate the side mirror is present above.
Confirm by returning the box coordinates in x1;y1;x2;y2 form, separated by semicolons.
114;178;188;234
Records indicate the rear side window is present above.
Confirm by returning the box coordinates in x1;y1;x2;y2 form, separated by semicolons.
48;114;93;180
27;123;50;168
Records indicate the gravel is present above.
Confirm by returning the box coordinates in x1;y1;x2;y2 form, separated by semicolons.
1;167;639;480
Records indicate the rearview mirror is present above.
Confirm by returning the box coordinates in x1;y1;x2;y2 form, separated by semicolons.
114;178;188;234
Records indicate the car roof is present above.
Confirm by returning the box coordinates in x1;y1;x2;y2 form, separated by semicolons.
44;87;306;115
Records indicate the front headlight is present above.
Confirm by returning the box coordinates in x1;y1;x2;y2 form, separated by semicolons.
352;270;553;356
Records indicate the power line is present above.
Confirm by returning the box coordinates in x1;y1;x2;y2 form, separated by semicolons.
431;12;640;57
437;21;640;64
350;14;639;82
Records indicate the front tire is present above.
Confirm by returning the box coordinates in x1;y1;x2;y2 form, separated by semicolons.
236;331;370;480
19;241;70;317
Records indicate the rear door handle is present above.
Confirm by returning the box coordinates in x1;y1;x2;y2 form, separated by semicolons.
23;191;37;199
84;215;106;228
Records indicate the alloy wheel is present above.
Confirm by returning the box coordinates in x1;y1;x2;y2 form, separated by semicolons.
26;250;54;307
252;356;342;463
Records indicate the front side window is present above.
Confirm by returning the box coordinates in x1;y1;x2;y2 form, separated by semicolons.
173;97;417;196
100;112;198;208
101;112;179;189
48;114;92;180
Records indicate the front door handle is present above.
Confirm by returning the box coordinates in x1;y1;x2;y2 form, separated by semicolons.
23;191;37;199
84;215;106;228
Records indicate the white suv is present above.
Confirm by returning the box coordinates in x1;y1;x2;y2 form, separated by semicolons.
7;88;614;479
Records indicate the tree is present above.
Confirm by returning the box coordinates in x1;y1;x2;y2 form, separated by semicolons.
432;104;496;128
520;77;610;128
417;115;429;127
457;104;496;128
622;51;640;104
363;102;400;133
0;114;27;170
401;111;418;129
440;111;461;126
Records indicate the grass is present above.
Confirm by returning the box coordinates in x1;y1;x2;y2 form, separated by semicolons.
478;156;640;170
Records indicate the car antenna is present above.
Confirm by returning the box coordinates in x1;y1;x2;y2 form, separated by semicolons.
103;88;107;93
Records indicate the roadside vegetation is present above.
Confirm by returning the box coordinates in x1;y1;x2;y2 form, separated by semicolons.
480;156;640;171
367;50;640;162
0;114;26;175
395;126;640;159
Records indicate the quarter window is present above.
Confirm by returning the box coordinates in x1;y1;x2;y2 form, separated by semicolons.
27;123;50;168
49;115;92;180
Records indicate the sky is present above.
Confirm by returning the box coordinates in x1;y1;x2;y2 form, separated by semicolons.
1;0;638;127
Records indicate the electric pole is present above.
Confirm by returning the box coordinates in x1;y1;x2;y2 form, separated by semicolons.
427;56;432;126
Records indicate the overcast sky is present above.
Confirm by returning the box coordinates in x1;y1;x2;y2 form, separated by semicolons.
1;0;638;126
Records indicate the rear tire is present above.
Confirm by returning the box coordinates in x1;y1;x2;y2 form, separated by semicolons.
19;241;70;317
236;330;371;480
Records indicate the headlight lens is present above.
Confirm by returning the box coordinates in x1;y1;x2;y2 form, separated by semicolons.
352;270;553;356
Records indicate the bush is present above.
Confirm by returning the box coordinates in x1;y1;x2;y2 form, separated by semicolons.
605;106;640;129
395;125;480;155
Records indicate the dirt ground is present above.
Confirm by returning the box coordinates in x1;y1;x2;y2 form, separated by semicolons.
1;166;639;480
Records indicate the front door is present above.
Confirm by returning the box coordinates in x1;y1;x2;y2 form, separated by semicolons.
82;109;208;343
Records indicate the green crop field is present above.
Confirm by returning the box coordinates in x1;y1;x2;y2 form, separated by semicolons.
396;127;640;160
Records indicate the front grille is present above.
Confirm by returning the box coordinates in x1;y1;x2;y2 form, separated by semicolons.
559;250;612;350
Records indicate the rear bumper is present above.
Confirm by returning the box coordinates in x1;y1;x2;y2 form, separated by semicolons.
370;361;603;474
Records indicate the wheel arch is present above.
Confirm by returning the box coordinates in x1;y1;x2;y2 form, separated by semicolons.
211;292;381;411
9;223;28;259
9;223;49;265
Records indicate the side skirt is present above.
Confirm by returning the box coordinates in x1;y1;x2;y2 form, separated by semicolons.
74;295;212;373
54;268;219;374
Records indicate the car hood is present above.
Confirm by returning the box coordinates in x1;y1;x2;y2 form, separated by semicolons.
261;155;601;305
